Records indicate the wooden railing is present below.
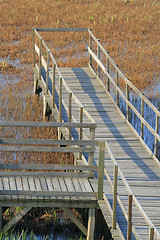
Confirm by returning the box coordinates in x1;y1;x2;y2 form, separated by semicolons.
104;141;160;240
88;29;160;160
32;28;95;145
0;121;105;199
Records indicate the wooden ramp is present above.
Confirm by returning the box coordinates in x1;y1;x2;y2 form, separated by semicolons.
32;28;160;239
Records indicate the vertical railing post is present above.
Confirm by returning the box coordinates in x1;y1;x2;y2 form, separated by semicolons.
39;38;42;81
58;77;62;140
116;67;119;107
141;98;144;139
68;92;72;140
88;127;95;166
79;106;83;160
52;64;56;108
106;56;110;92
112;165;118;229
155;112;159;158
32;28;35;68
98;141;105;200
59;77;62;123
127;195;133;240
97;39;100;78
46;50;50;95
149;226;154;240
89;29;92;67
126;83;130;121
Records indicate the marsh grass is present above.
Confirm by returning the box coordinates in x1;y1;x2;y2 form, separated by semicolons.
0;0;159;91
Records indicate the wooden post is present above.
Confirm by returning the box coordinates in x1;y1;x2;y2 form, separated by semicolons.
46;50;50;95
126;83;130;121
97;39;100;78
106;57;110;92
127;195;133;240
98;141;105;200
68;92;72;140
39;38;42;81
141;98;144;139
43;92;47;120
88;127;95;166
58;77;62;140
59;77;62;122
116;67;119;107
112;165;118;229
3;207;31;232
154;112;159;158
87;208;95;240
52;64;56;108
62;208;87;236
79;106;83;160
89;30;92;67
32;28;35;68
34;74;38;95
149;226;154;240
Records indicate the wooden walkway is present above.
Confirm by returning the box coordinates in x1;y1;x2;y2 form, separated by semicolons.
32;28;160;240
1;27;159;239
59;68;160;239
0;121;103;237
56;67;160;240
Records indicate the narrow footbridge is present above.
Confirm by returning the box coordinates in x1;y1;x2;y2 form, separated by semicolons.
0;28;159;239
32;28;160;240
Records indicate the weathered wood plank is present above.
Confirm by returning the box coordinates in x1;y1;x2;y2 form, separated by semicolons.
0;138;96;146
3;207;32;232
0;121;96;128
0;146;95;153
0;171;94;178
0;164;98;171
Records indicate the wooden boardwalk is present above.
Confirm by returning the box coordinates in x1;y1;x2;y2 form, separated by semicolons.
1;27;159;239
0;121;104;238
32;28;160;239
57;67;160;240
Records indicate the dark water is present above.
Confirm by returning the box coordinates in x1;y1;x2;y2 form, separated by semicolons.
110;86;160;158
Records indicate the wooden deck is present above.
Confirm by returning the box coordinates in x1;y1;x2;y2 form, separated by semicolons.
33;63;160;239
31;27;160;239
0;121;103;237
1;27;159;239
57;67;160;239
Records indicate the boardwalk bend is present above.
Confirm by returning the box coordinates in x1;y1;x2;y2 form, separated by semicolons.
0;28;159;239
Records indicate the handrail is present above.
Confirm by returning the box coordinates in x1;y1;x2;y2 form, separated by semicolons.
104;141;160;240
0;121;97;128
88;29;160;159
33;28;96;126
88;29;160;117
88;47;160;144
35;27;89;32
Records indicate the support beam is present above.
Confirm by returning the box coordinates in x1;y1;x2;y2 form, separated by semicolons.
62;208;87;236
87;208;95;240
3;207;32;232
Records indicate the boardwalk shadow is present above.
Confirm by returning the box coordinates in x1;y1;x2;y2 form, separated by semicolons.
70;68;159;180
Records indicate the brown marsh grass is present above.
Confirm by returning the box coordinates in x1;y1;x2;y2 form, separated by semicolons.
0;0;159;90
